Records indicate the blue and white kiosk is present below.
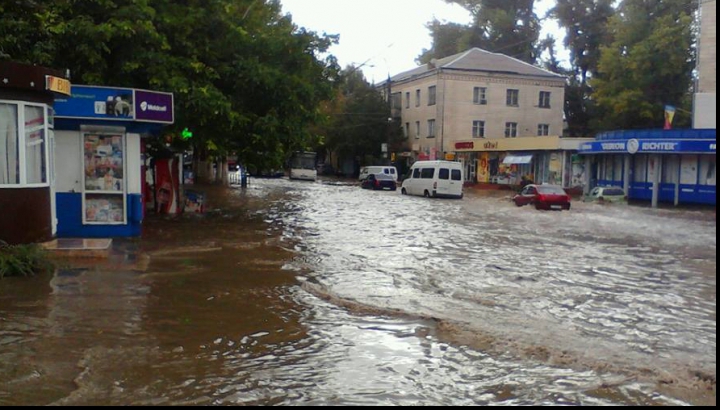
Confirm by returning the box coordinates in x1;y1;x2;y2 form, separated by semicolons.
53;85;174;237
579;129;716;207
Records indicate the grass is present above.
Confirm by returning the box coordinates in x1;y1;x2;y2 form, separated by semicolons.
0;241;55;279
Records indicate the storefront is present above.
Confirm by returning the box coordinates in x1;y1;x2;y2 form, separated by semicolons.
579;129;716;206
0;62;71;245
451;137;590;188
52;85;174;238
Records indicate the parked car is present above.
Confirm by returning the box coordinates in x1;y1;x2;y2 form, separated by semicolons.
513;184;571;211
359;166;398;182
361;173;397;191
400;161;464;199
584;186;627;204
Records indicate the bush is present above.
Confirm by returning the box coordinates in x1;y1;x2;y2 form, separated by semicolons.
0;241;55;279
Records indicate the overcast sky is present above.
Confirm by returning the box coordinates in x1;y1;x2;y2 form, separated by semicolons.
280;0;566;83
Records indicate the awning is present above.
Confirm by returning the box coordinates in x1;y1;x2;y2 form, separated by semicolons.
503;154;534;165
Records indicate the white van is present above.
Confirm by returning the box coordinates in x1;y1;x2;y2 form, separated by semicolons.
359;166;398;182
401;161;464;199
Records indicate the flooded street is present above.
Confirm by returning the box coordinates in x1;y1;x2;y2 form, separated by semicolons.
0;178;715;405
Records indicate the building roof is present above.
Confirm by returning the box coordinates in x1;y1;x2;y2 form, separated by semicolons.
381;48;565;85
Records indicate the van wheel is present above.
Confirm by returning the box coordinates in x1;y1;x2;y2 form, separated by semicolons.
424;190;431;198
401;188;407;195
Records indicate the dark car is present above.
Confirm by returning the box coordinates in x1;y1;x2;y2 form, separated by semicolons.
361;173;397;191
513;184;571;211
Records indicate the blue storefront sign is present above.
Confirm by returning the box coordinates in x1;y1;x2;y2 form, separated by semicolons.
54;85;135;121
55;86;174;124
580;139;716;155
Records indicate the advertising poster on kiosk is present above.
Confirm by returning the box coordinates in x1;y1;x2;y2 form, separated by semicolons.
83;133;126;224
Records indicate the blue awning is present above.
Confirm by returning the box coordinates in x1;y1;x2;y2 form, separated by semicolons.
503;154;534;165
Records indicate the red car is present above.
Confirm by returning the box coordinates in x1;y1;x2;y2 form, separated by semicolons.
513;184;571;211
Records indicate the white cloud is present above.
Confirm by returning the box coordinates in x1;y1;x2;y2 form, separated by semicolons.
281;0;568;82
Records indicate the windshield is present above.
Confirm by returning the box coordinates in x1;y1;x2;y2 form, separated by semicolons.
290;153;316;170
537;185;567;195
603;188;625;196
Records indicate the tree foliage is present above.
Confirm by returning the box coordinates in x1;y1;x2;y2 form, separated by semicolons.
549;0;615;137
592;0;696;130
315;68;402;166
0;0;340;172
420;0;541;64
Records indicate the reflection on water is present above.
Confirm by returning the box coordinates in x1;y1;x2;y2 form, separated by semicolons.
0;179;715;405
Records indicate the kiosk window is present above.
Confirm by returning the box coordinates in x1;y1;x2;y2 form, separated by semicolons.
0;103;19;185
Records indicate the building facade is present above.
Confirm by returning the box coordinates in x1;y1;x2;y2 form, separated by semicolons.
579;129;716;206
694;0;716;129
382;48;584;187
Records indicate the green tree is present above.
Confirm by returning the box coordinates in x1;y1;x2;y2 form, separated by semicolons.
0;0;340;179
550;0;615;136
417;20;470;64
592;0;696;130
319;68;402;171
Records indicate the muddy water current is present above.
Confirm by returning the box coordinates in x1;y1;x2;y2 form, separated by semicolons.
0;178;715;405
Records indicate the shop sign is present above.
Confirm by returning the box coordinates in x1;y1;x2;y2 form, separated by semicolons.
135;90;174;123
46;76;71;96
483;141;499;150
55;85;135;120
580;139;717;154
455;141;474;150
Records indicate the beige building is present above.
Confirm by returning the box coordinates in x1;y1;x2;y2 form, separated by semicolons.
695;0;716;129
382;48;586;187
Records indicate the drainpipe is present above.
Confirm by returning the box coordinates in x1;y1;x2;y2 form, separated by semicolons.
439;68;446;160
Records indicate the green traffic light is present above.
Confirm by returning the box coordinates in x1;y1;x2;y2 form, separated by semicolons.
181;128;193;140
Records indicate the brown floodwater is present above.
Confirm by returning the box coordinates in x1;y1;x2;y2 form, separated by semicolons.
0;179;715;405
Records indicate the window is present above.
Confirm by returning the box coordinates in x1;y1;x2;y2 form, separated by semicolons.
427;119;436;138
439;168;450;180
451;169;462;181
391;93;402;111
473;87;487;105
0;103;19;185
405;123;410;138
0;101;49;187
539;91;551;109
537;124;550;136
505;122;518;138
416;90;421;107
415;121;421;139
506;89;519;107
428;86;437;106
413;168;421;179
405;92;410;109
24;105;47;184
421;168;435;179
472;121;486;138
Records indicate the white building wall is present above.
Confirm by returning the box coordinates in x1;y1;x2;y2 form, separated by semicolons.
393;70;565;154
55;131;83;193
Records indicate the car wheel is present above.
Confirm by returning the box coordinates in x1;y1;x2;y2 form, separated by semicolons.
514;199;523;207
564;204;571;211
535;203;544;211
424;190;431;198
401;188;407;195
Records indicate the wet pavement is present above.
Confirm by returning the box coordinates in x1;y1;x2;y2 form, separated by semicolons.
0;178;715;405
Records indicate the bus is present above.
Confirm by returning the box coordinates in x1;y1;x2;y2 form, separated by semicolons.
289;151;317;181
